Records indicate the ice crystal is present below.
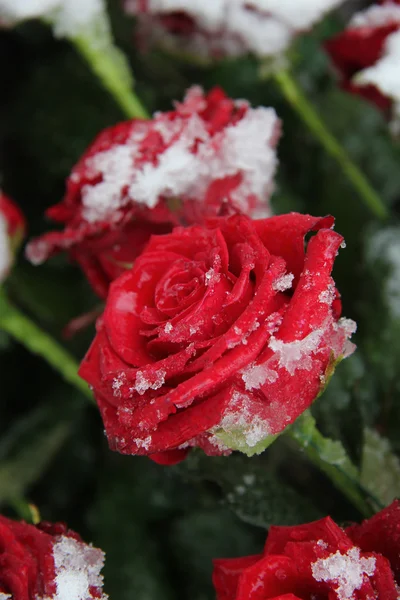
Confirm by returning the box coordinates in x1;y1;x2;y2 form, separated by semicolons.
272;273;294;292
217;391;270;448
132;369;166;395
311;547;376;600
241;362;278;390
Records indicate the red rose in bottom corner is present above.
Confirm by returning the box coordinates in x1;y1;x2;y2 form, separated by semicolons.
0;515;107;599
78;212;356;465
213;501;400;600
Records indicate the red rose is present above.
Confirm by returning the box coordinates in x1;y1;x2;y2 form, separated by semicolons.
213;500;400;600
26;86;280;299
325;1;400;130
0;515;107;599
0;191;26;283
78;213;356;465
125;0;343;60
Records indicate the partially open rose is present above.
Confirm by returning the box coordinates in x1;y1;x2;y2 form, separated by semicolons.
213;500;400;600
0;515;107;599
26;86;280;299
0;191;26;284
79;213;356;465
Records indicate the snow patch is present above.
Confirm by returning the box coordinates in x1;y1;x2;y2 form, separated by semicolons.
311;547;376;600
241;361;278;390
272;272;294;292
131;369;166;395
217;391;271;448
268;327;324;375
50;535;107;600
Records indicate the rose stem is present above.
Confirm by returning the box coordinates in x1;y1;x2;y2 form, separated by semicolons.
0;290;93;401
272;69;388;221
288;411;380;517
72;34;150;119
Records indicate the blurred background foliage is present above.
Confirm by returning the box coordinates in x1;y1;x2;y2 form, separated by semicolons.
0;1;400;598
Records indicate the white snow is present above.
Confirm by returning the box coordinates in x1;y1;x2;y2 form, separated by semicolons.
0;0;104;38
355;30;400;134
164;322;173;333
367;228;400;318
268;327;324;375
0;594;11;600
272;272;294;292
241;361;278;390
127;0;344;57
319;282;336;305
79;88;279;223
131;369;166;395
134;435;152;450
0;213;11;284
311;547;376;600
49;535;108;600
217;391;271;448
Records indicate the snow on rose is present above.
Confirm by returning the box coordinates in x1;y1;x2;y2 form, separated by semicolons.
27;86;280;299
213;500;400;600
126;0;345;60
0;515;107;600
79;212;356;465
0;192;25;284
325;1;400;134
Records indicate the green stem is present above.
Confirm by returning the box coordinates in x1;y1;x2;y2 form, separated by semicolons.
288;411;380;517
0;291;92;401
73;35;149;119
273;70;388;221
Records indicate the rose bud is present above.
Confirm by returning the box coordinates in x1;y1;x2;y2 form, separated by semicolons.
125;0;344;61
26;86;280;299
0;192;26;284
213;500;400;600
325;1;400;134
0;515;107;599
78;213;356;465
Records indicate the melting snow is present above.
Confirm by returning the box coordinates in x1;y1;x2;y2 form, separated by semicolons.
268;328;324;375
164;322;173;333
132;369;166;395
0;594;11;600
134;435;152;450
311;547;376;600
50;535;107;600
350;3;400;28
319;282;336;305
112;373;126;397
241;361;278;390
272;273;294;292
0;213;11;283
217;391;271;448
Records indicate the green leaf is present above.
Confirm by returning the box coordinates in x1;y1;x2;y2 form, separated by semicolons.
177;451;320;529
360;428;400;509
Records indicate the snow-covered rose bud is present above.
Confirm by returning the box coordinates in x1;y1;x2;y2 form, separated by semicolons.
125;0;344;61
0;515;107;599
27;86;280;299
0;192;26;284
325;1;400;134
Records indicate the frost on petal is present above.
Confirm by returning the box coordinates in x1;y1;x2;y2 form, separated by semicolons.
0;213;11;283
0;593;12;600
272;272;294;292
311;547;376;600
268;327;325;376
51;535;107;600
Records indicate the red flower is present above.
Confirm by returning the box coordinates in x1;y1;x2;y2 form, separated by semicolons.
79;213;356;465
0;191;26;283
0;515;107;599
125;0;343;60
325;2;400;127
26;86;280;299
213;500;400;600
